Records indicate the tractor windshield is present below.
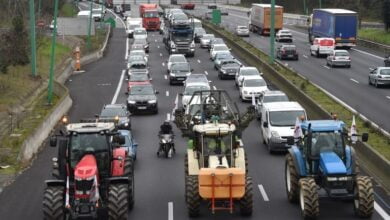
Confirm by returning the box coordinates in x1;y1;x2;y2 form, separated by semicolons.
69;133;109;168
202;135;232;156
309;131;345;158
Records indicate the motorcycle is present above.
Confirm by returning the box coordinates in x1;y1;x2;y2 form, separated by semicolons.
157;134;175;158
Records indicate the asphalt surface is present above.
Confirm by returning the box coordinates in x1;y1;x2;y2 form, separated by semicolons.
0;3;389;220
186;5;390;134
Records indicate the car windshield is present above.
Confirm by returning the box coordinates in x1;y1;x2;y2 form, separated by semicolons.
172;63;190;72
380;69;390;75
70;134;108;167
134;39;147;44
130;85;154;95
184;85;210;95
134;29;146;35
174;13;187;20
130;73;148;81
170;55;186;63
335;51;349;57
194;21;202;28
263;95;289;103
130;51;145;57
211;39;224;44
186;75;208;83
238;26;248;30
202;34;214;39
101;108;127;117
202;135;232;156
172;32;192;41
283;46;296;51
244;78;266;87
131;45;143;50
144;11;158;18
130;63;146;69
214;45;228;51
310;131;344;158
280;30;291;34
269;110;305;126
221;60;240;67
216;53;233;60
241;68;259;76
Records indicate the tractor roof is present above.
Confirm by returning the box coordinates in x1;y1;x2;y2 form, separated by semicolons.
301;120;345;132
66;122;116;133
193;123;236;135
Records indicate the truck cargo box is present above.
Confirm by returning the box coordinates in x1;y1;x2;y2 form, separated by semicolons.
249;4;283;35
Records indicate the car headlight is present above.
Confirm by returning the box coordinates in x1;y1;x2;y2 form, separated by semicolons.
162;139;166;143
124;123;129;127
128;100;136;104
221;69;226;73
186;73;191;76
169;72;175;76
148;100;157;104
271;131;280;138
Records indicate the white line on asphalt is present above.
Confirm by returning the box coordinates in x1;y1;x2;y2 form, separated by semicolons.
197;59;201;63
386;96;390;100
158;45;160;49
167;113;171;121
125;38;129;59
375;201;390;220
204;71;208;75
168;202;174;220
351;48;384;60
155;39;157;42
350;78;359;84
323;65;330;69
303;54;308;59
213;85;217;90
164;75;168;80
162;62;165;66
111;70;125;104
166;90;169;96
258;184;269;202
160;53;163;57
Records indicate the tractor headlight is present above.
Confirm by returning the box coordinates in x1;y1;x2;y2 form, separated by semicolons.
327;176;352;182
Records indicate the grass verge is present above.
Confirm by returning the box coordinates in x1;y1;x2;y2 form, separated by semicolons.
358;28;390;45
59;2;78;17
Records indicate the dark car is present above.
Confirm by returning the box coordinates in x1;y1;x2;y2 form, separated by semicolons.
194;27;206;43
208;4;217;9
100;104;131;130
169;62;192;85
127;60;148;79
127;84;158;114
218;59;241;80
133;38;149;53
385;55;390;67
276;44;298;60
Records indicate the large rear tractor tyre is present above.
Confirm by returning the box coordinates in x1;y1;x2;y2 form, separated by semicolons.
285;153;299;203
354;176;374;218
123;157;135;210
186;175;200;217
108;184;129;220
43;186;65;220
240;176;253;216
299;178;319;219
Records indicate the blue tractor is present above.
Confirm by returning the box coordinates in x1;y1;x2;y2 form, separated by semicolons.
285;120;374;219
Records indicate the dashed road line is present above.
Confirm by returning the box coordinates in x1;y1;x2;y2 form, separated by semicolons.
197;59;201;63
166;113;171;121
155;39;157;42
164;75;168;80
204;71;208;75
303;54;308;59
157;45;160;49
350;78;359;84
323;65;330;69
97;83;112;86
125;38;129;59
160;53;163;57
166;90;169;96
168;202;174;220
386;96;390;100
111;70;125;104
162;62;165;66
212;85;217;90
258;184;269;202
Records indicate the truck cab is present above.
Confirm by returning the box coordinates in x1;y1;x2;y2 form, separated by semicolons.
163;18;195;57
139;4;160;31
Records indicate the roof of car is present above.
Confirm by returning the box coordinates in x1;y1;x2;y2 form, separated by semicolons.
263;101;304;112
242;75;263;81
263;90;287;96
240;66;257;70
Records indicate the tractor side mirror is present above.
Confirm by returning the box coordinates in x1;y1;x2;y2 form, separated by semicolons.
263;121;268;128
50;136;57;147
113;135;125;145
133;143;139;148
361;133;369;142
286;136;295;145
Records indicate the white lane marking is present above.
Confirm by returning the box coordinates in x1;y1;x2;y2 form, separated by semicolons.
167;113;171;121
164;75;168;80
97;83;112;86
258;184;270;202
350;78;359;84
155;39;157;42
168;202;174;220
204;71;208;75
162;62;165;66
351;48;384;60
303;54;308;59
125;38;129;59
111;70;125;104
386;96;390;100
197;59;201;63
213;85;217;90
160;53;163;57
158;45;160;49
375;202;390;220
166;90;169;96
323;65;330;69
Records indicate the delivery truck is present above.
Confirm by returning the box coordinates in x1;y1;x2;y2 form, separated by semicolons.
308;9;358;48
139;4;161;31
248;4;283;35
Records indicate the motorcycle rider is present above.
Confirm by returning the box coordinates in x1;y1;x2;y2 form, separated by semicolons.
158;120;175;155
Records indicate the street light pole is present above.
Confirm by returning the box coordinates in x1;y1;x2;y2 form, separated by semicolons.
269;0;275;63
303;0;307;15
29;0;37;77
319;0;322;8
48;0;59;104
87;0;93;50
38;0;42;18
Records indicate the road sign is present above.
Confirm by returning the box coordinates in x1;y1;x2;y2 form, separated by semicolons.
105;17;116;28
212;9;221;25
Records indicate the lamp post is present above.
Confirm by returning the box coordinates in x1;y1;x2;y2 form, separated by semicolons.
29;0;37;77
48;0;59;104
269;0;275;63
87;0;93;50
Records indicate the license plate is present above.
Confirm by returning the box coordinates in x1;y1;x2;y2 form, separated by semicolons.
138;106;146;109
288;55;293;57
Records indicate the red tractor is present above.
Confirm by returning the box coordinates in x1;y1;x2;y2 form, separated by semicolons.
43;118;134;219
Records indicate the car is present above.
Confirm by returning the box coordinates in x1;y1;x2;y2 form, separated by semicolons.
129;50;148;63
49;20;56;30
167;54;187;73
133;27;147;40
326;50;351;68
159;21;165;34
194;27;206;43
236;26;250;37
118;130;138;160
200;34;215;48
209;38;225;51
127;55;148;69
217;59;242;80
214;52;234;69
127;84;158;114
182;82;211;107
133;38;149;53
204;11;212;20
181;3;195;10
368;67;390;88
276;44;299;60
127;72;151;92
276;29;293;42
169;62;192;85
184;73;209;86
255;90;289;119
385;55;390;67
210;44;230;60
127;60;148;79
123;11;131;20
170;13;189;26
236;67;262;87
220;8;229;16
126;18;142;38
239;76;268;101
130;44;144;51
310;37;335;57
208;4;217;9
99;104;131;130
193;18;202;28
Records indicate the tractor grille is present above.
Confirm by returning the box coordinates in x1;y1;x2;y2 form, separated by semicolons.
75;179;94;194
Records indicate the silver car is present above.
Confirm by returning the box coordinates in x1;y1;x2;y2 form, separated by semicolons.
200;34;215;48
326;50;351;68
236;26;249;37
368;67;390;88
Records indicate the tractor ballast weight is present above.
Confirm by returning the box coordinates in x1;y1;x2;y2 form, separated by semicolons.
43;120;134;220
285;120;374;219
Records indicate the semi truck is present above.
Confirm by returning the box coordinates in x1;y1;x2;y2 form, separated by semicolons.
139;4;161;31
163;17;195;57
248;4;283;35
308;9;358;48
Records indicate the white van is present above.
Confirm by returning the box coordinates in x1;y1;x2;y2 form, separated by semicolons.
260;101;307;153
126;18;142;38
310;37;335;57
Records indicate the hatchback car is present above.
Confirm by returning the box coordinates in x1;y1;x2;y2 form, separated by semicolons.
236;26;250;37
127;60;148;79
127;55;148;69
210;44;230;60
127;84;158;114
214;52;234;69
236;67;262;87
133;38;149;53
239;77;268;101
276;44;298;60
169;63;192;85
217;59;242;80
200;34;215;48
167;54;187;73
368;67;390;88
182;82;211;107
184;74;209;86
129;50;148;63
276;29;293;42
326;50;351;68
127;72;151;92
100;104;131;130
209;38;225;51
118;130;138;160
133;27;147;40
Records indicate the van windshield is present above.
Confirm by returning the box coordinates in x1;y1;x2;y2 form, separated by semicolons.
269;110;305;126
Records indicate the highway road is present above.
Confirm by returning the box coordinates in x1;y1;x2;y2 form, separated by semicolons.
0;3;389;220
186;5;390;134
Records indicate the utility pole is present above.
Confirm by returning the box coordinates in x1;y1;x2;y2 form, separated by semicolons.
87;0;93;50
38;0;42;18
29;0;37;77
303;0;307;15
100;0;105;29
48;0;59;104
319;0;322;8
269;0;275;63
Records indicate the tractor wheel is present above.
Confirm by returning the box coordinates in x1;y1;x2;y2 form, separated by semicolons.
43;186;65;220
245;152;249;173
123;157;135;210
240;176;253;216
354;176;374;218
186;175;200;217
299;178;319;219
108;184;129;220
285;153;299;203
185;154;188;175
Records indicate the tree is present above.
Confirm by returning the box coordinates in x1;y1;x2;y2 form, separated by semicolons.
384;0;390;32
